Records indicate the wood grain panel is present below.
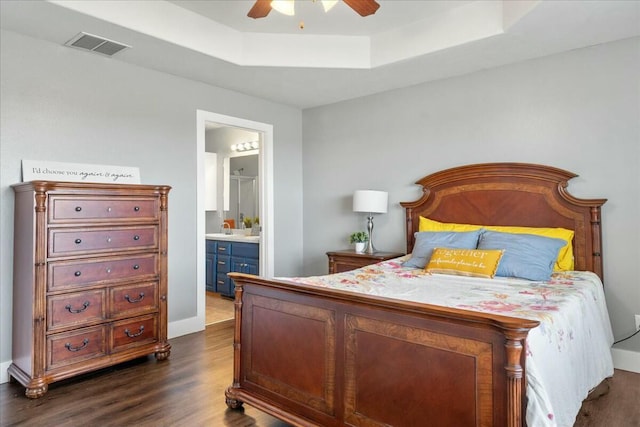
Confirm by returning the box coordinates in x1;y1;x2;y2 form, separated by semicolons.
344;314;493;426
243;293;336;415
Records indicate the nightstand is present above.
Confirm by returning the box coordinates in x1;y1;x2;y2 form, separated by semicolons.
327;250;405;274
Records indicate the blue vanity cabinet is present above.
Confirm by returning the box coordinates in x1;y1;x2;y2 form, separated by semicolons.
216;241;232;296
205;240;217;292
230;242;260;276
207;239;259;297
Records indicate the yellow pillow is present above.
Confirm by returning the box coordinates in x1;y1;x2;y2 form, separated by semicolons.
419;216;482;233
418;217;575;271
426;248;504;278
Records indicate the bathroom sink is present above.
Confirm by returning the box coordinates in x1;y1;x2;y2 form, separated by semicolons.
205;233;260;243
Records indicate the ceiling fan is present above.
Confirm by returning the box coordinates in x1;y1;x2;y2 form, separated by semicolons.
248;0;380;19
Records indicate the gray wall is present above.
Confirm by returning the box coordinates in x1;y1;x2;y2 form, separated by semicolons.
302;37;640;352
0;30;304;365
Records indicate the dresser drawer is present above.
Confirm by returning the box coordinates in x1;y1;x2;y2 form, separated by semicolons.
49;196;158;223
47;290;106;331
48;226;158;257
111;315;158;353
48;254;158;292
110;282;158;318
47;326;107;370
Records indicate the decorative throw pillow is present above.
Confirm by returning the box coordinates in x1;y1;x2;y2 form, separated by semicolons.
418;216;482;233
477;230;566;281
402;230;482;269
418;217;575;271
425;248;504;278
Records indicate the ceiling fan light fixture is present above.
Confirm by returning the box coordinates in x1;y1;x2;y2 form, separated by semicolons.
321;0;339;12
271;0;295;16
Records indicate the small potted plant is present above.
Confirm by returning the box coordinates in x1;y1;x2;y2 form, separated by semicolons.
349;231;368;253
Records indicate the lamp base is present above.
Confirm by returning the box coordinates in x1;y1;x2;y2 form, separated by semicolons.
364;215;378;254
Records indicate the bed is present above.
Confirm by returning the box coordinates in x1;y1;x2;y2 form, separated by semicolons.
224;162;614;427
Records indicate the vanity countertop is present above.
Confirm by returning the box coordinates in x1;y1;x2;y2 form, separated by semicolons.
205;233;260;243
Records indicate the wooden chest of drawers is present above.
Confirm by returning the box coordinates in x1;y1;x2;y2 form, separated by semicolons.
9;181;171;398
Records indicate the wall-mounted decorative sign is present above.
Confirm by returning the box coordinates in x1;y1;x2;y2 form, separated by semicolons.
22;160;141;184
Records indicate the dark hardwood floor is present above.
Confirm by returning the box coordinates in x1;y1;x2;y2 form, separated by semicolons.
2;324;638;426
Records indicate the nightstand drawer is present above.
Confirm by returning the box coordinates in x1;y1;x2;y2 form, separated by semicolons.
327;250;405;274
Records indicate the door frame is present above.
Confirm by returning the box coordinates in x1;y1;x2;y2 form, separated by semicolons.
196;110;274;328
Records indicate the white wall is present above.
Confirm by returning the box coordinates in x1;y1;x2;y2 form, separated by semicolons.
302;37;640;356
0;30;304;370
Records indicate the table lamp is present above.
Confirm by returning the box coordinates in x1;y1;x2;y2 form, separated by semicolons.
353;190;388;254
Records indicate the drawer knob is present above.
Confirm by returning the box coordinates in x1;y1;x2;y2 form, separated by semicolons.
74;238;82;245
65;338;89;352
124;292;145;303
160;295;167;301
124;325;145;338
107;237;112;243
75;206;82;212
74;271;82;277
134;206;140;212
133;264;140;270
107;207;112;212
65;301;90;313
106;268;112;274
133;235;140;241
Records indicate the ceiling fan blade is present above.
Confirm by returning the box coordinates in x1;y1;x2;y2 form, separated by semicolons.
247;0;272;19
343;0;380;17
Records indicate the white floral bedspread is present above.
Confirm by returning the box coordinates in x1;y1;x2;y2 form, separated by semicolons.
283;256;614;427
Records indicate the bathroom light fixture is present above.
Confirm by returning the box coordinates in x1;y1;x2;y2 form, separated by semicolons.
231;141;259;152
353;190;388;254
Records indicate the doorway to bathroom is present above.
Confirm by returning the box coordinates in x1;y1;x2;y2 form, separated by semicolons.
196;110;274;328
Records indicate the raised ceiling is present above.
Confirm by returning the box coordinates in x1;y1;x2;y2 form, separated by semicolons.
1;0;638;109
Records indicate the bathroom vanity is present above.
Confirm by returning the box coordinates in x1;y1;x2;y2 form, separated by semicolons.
205;234;259;297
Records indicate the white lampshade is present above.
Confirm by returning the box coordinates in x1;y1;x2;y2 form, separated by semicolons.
353;190;388;214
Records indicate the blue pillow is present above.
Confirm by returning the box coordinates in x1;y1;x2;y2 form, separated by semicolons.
403;230;482;269
477;230;566;281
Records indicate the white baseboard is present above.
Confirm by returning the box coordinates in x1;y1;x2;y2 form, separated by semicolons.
0;317;205;385
0;360;11;384
612;347;640;373
168;315;204;339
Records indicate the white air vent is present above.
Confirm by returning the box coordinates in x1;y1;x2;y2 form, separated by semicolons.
65;32;130;57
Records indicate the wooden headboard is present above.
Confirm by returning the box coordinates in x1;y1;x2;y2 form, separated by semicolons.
400;163;607;279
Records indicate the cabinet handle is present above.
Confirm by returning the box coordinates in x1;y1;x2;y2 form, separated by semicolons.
65;338;89;352
134;206;140;212
133;235;140;241
75;206;82;212
74;271;82;277
124;292;145;303
133;264;140;270
65;301;90;313
74;238;82;245
124;325;145;338
218;247;227;251
218;261;225;266
217;280;225;285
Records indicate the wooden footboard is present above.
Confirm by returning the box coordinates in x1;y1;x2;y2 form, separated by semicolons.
225;273;539;427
